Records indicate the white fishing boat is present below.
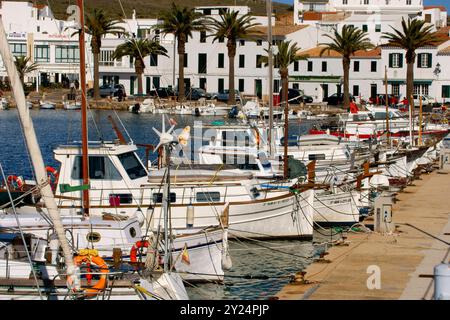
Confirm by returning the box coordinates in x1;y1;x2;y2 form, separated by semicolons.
63;101;82;110
39;101;56;110
192;103;230;117
129;99;155;114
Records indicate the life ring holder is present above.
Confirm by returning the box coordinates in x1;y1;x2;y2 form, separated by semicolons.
72;250;109;298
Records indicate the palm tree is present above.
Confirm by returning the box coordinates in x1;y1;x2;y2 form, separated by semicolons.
112;38;168;95
320;25;374;108
382;18;438;105
260;40;306;178
83;9;125;100
155;3;208;102
14;56;39;85
208;10;260;105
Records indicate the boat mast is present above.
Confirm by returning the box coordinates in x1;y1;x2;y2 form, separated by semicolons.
0;19;76;281
384;66;390;146
266;0;274;157
77;0;90;217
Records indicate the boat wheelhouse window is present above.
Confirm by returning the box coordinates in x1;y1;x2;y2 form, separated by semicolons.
117;152;147;180
196;192;221;202
152;193;176;203
71;156;122;180
308;154;326;161
352;114;369;121
373;112;389;121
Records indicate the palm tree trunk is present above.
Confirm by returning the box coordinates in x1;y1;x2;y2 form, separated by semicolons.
343;56;350;109
178;36;186;103
135;60;144;96
281;70;289;179
227;41;236;105
406;60;414;106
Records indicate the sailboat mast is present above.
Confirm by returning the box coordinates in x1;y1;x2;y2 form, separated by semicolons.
77;0;90;217
0;19;75;281
266;0;274;157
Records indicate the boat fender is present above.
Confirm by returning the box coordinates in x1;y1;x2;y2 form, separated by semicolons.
221;229;232;271
186;205;194;228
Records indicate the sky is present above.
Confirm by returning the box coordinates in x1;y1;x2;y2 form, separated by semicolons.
275;0;448;8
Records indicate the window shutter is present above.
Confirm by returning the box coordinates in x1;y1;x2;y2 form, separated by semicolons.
427;53;432;68
389;54;393;68
417;54;421;68
399;54;403;68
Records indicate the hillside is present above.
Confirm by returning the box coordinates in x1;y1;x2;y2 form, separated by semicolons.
6;0;293;19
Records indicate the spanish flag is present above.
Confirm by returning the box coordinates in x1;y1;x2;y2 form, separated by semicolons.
181;243;190;265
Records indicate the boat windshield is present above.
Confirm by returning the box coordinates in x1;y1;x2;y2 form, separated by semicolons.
117;152;147;180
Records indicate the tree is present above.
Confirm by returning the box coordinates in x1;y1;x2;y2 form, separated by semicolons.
208;10;259;105
260;40;306;178
14;56;39;85
112;38;168;95
83;9;125;100
382;18;438;105
155;3;208;102
320;25;374;108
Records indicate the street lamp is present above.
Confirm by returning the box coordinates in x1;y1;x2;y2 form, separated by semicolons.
433;62;441;77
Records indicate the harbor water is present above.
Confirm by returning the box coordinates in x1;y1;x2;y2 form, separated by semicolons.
0;109;329;300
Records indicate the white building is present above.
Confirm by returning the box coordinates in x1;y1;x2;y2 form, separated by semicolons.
0;1;449;103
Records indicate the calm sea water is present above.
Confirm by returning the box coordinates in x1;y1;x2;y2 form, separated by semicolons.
0;108;329;300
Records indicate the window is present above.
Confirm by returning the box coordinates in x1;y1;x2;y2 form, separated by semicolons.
99;49;114;66
239;55;245;68
56;46;79;63
375;25;381;32
294;61;299;72
71;156;122;180
10;43;27;57
239;40;245;46
354;61;360;72
117;152;147;180
343;0;348;4
196;192;221;202
256;55;262;68
239;79;245;92
406;0;411;4
274;79;280;93
389;53;403;68
86;232;101;243
150;53;158;66
200;31;207;43
392;84;400;96
307;61;313;72
204;9;211;15
353;85;360;97
371;61;377;72
153;193;176;203
218;53;224;68
218;78;224;92
364;0;369;4
153;76;160;90
362;25;368;32
219;37;224;43
34;45;49;62
442;86;450;98
309;154;326;161
198;53;207;74
417;53;432;68
256;40;262;46
322;61;327;72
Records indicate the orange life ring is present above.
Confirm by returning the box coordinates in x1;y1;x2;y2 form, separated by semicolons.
130;240;150;263
46;166;59;191
7;175;24;190
73;254;109;297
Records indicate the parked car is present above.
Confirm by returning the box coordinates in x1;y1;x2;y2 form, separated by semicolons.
212;90;242;104
413;94;436;107
90;84;127;98
184;88;212;100
149;87;175;98
323;93;355;106
279;88;313;104
369;94;399;106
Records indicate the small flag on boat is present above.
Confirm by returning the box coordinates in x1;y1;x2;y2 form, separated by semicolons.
181;243;190;265
169;118;178;126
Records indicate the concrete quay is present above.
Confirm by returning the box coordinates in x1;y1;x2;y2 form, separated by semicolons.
277;168;450;300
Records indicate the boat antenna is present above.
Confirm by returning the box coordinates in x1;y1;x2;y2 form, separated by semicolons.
0;18;77;289
266;0;274;158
